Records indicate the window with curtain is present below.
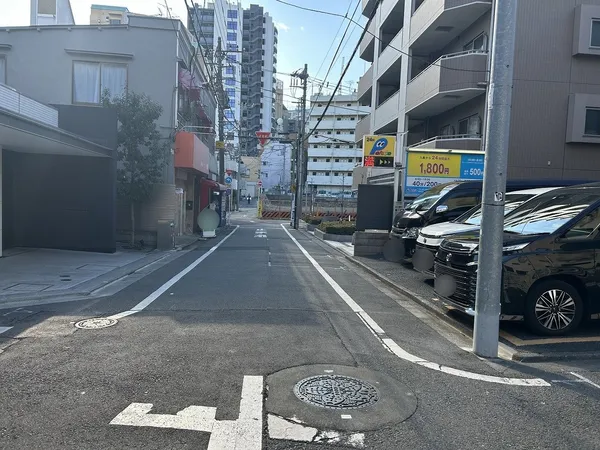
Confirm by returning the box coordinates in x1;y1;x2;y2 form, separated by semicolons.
0;57;6;84
73;61;127;104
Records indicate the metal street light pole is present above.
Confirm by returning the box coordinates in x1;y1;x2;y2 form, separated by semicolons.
292;64;309;229
473;0;518;358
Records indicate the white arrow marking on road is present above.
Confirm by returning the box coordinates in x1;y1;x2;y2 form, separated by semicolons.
281;224;550;387
110;375;263;449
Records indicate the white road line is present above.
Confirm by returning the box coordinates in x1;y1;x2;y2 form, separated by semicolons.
570;372;600;389
109;226;239;320
281;224;550;387
110;403;216;432
0;326;13;335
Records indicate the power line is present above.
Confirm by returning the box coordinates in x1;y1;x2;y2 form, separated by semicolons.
275;0;489;75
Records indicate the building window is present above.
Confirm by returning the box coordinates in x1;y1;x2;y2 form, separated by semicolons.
326;158;331;162
350;117;355;121
346;103;351;106
463;32;488;51
584;108;600;135
226;55;237;63
335;145;340;148
73;61;127;104
327;130;332;134
318;103;323;107
325;172;330;176
334;172;339;176
227;43;238;51
335;159;340;162
349;130;354;134
225;78;236;86
227;22;237;30
109;19;121;25
336;131;341;134
348;172;352;177
38;0;56;14
226;88;235;97
227;10;238;19
312;171;317;175
227;32;237;41
440;124;455;136
337;117;341;121
349;145;354;149
347;159;352;162
229;98;235;107
224;110;234;119
0;57;5;84
592;20;600;47
226;66;235;75
313;145;318;148
458;114;481;136
326;145;331;148
357;157;362;162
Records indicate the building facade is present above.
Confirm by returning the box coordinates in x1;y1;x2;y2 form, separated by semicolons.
259;142;292;193
0;14;218;243
30;0;74;26
241;4;278;155
307;94;369;196
188;1;243;150
356;0;600;201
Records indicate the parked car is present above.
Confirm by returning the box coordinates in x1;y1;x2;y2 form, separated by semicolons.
433;183;600;335
414;187;561;275
390;179;589;262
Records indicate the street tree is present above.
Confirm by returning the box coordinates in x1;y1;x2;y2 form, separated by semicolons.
102;90;170;247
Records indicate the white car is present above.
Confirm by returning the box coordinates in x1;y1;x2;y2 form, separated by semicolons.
414;187;562;274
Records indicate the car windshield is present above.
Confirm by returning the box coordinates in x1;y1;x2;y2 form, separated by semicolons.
457;193;536;226
406;184;458;212
503;192;600;235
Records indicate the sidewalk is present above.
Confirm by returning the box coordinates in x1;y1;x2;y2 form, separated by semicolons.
0;234;207;308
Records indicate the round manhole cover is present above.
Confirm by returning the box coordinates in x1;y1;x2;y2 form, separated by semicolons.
293;375;379;410
74;318;118;329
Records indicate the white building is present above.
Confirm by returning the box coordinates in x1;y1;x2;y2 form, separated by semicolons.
30;0;74;26
307;94;369;196
260;142;292;193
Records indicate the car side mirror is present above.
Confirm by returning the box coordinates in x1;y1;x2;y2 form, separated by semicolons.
436;205;449;215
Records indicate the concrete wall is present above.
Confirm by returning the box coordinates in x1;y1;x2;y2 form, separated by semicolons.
2;150;116;253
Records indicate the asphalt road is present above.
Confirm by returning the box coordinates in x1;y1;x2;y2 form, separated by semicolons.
1;210;600;449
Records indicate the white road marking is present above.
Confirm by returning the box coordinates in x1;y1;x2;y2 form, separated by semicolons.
267;414;364;448
0;326;13;335
341;414;352;419
111;375;263;449
108;226;239;320
281;224;550;387
570;372;600;389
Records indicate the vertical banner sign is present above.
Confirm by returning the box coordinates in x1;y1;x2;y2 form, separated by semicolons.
404;150;485;197
362;135;396;168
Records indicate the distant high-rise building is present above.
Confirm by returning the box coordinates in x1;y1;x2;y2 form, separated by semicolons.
188;1;243;150
274;79;285;123
307;94;369;196
241;4;278;155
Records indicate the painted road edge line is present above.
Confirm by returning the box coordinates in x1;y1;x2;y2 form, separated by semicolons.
0;326;13;335
570;372;600;390
281;224;550;387
109;226;239;320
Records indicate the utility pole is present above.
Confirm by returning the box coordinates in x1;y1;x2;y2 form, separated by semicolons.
215;37;225;185
292;64;308;229
473;0;518;358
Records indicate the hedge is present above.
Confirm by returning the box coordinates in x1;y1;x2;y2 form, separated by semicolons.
303;215;322;225
317;221;356;235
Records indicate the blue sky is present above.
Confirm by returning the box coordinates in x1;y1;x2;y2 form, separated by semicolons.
0;0;367;107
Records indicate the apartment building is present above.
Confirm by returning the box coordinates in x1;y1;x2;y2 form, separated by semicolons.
241;4;278;155
188;1;243;149
90;4;129;25
356;0;600;196
0;14;217;243
307;94;369;196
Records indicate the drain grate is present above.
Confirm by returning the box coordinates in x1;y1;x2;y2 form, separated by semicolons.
293;375;379;410
74;318;118;329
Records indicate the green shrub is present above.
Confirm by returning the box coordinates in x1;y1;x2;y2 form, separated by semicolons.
304;215;322;225
317;221;356;235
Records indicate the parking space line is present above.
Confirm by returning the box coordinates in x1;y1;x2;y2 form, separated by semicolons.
500;330;600;347
281;224;550;387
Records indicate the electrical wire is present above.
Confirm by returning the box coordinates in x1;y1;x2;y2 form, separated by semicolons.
275;0;489;75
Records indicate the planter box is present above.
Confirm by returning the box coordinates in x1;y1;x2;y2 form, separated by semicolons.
315;228;354;242
353;230;389;257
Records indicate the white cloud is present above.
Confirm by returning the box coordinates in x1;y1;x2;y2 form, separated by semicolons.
275;22;290;32
300;26;305;31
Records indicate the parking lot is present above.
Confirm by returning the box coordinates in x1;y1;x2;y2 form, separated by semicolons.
348;254;600;361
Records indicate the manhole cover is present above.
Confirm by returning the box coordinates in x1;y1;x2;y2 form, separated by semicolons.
74;318;118;329
293;375;379;410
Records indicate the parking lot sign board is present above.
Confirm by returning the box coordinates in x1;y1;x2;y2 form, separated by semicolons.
404;150;485;197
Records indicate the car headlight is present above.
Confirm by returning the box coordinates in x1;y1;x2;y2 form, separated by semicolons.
502;242;528;253
403;227;420;239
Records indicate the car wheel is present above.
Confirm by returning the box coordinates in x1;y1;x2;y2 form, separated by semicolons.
524;280;584;336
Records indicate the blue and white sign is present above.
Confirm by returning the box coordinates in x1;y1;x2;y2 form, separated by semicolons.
225;176;233;184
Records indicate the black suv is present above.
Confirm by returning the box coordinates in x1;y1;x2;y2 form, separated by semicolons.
434;184;600;335
391;179;582;261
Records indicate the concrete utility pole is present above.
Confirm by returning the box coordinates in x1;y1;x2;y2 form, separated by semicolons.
473;0;518;358
215;37;225;185
292;64;308;229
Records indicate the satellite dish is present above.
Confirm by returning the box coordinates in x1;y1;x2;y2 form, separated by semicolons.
197;207;220;238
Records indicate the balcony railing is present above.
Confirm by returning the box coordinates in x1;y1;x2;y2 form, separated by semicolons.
357;65;373;105
409;134;482;150
0;83;58;127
